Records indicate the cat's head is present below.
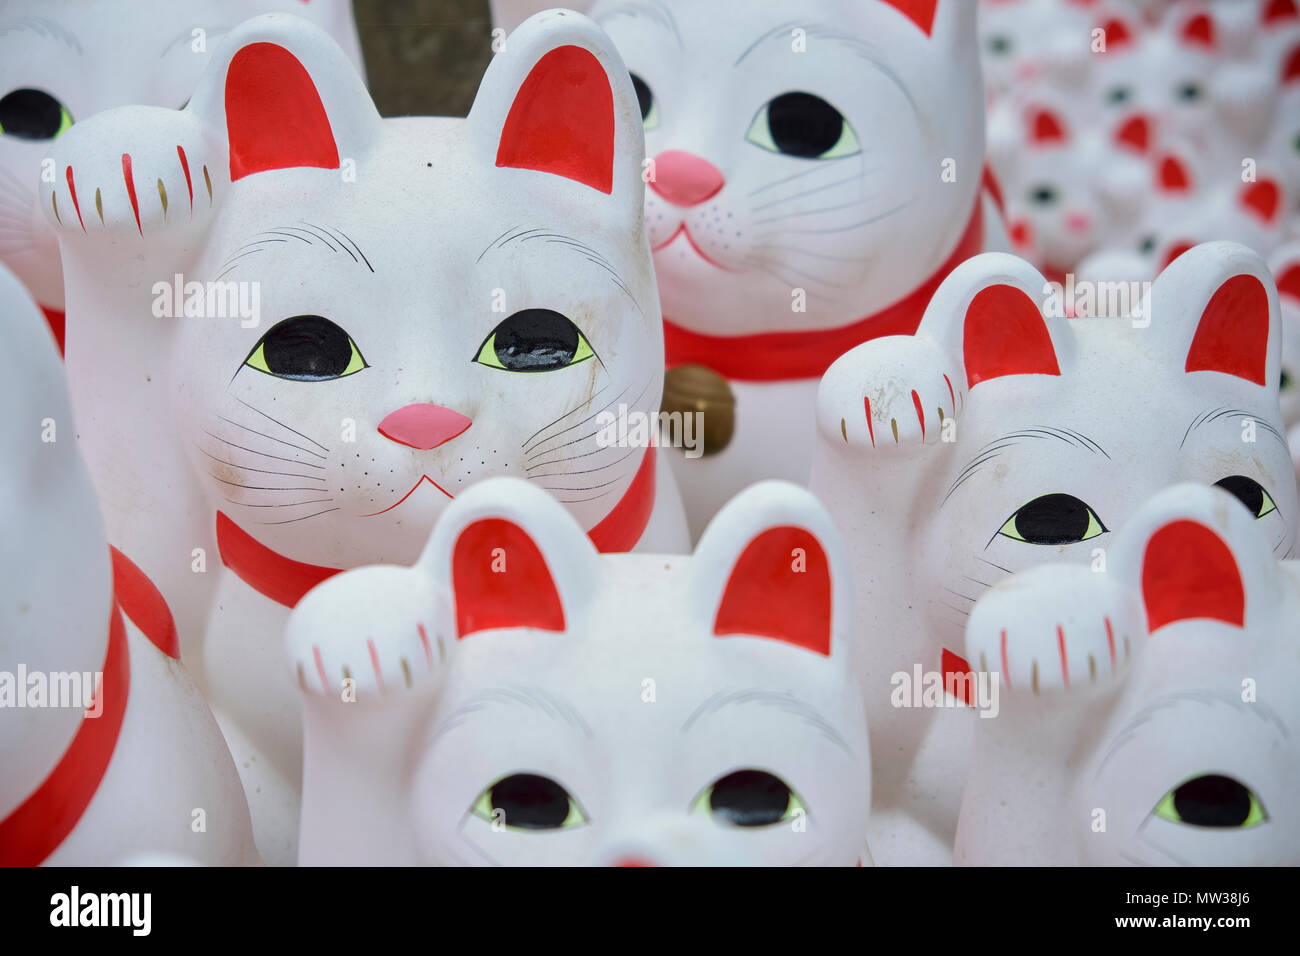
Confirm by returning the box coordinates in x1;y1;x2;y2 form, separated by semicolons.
51;11;661;568
978;0;1116;104
590;0;984;337
0;0;361;311
1272;243;1300;435
913;243;1297;654
409;477;868;866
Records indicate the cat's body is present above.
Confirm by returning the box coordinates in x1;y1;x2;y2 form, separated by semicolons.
957;483;1300;865
589;0;999;537
0;261;257;866
288;478;871;866
45;11;687;864
810;242;1297;864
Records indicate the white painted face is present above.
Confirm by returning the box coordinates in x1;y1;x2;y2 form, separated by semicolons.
588;0;985;337
962;482;1300;866
1272;243;1300;446
0;0;361;313
976;0;1097;103
44;12;665;569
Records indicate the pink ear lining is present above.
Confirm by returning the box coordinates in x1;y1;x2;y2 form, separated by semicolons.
1142;520;1245;632
452;518;565;639
713;526;832;657
1184;274;1270;385
963;284;1062;388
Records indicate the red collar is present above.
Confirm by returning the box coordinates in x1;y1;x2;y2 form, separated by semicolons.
942;648;974;706
41;306;65;357
663;200;983;382
217;448;658;608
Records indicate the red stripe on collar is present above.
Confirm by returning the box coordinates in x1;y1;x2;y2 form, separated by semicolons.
942;648;974;707
217;449;657;608
663;200;983;382
109;547;179;659
0;596;130;865
41;306;65;357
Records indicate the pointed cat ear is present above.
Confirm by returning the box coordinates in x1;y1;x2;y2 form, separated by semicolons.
1026;106;1069;145
1268;242;1300;305
1111;483;1280;636
1154;151;1196;194
1146;241;1280;387
468;10;644;208
1238;176;1285;226
421;478;597;640
1175;9;1216;49
184;14;382;182
1264;0;1300;24
916;252;1074;389
691;482;849;662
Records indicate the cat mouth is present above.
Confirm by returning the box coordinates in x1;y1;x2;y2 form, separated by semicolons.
652;224;738;272
362;474;455;517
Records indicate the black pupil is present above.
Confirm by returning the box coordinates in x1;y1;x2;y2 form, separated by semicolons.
1031;185;1057;205
1215;475;1265;516
1172;774;1252;827
1179;82;1201;100
1139;235;1157;254
489;773;571;830
491;309;580;371
765;91;846;158
1109;87;1130;104
257;315;354;379
1282;368;1293;390
1012;493;1096;544
989;35;1012;55
630;73;652;121
709;770;791;827
0;88;65;139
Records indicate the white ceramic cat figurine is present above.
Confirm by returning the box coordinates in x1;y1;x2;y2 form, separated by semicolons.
43;10;687;864
957;482;1300;865
0;261;257;866
810;241;1298;865
1273;243;1300;475
0;0;362;353
589;0;1001;537
287;478;871;866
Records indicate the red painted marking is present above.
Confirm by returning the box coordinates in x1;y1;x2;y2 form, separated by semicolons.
963;284;1061;388
863;396;875;447
363;474;456;517
177;145;193;212
41;306;65;356
1264;0;1299;23
1057;625;1069;688
377;404;472;450
1142;520;1245;632
121;154;141;235
649;150;725;207
109;547;179;659
417;623;433;668
943;374;955;412
65;166;85;232
1181;12;1215;48
1161;241;1195;270
663;203;982;381
586;447;655;553
366;638;385;693
312;645;329;694
879;0;938;34
1029;107;1067;144
1184;274;1269;385
496;45;615;194
1115;114;1150;153
226;43;339;180
652;222;739;272
1277;263;1300;303
911;389;925;440
981;165;1004;214
1001;628;1011;691
1103;17;1134;48
453;518;565;638
1105;615;1116;671
714;526;832;656
1158;155;1192;192
216;511;344;608
941;648;975;706
1240;179;1281;223
1284;46;1300;83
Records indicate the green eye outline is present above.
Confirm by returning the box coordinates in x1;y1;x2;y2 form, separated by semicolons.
1214;475;1279;521
0;90;73;139
1257;488;1278;519
1152;774;1268;829
242;321;368;382
469;772;589;832
643;93;660;132
472;317;596;374
996;494;1108;545
690;769;808;829
744;97;861;160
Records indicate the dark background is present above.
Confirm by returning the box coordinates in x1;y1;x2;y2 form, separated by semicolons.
354;0;494;117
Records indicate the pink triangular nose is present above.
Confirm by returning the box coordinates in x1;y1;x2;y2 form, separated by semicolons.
649;150;725;207
378;404;472;450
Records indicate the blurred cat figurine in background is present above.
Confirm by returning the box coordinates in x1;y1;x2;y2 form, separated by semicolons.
590;0;1003;537
44;10;686;863
0;262;257;866
0;0;363;354
288;479;870;866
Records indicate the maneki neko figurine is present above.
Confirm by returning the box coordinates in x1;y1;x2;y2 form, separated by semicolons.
957;482;1300;866
1274;243;1300;474
0;0;363;354
287;478;871;866
811;241;1297;865
43;10;687;863
0;262;257;866
589;0;1004;537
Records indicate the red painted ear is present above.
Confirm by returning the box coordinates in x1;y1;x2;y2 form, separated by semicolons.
1276;262;1300;302
1103;17;1135;49
495;45;615;194
1284;45;1300;83
1240;179;1282;224
879;0;939;35
1157;154;1193;193
1028;107;1068;144
1161;240;1195;270
225;43;339;181
1180;12;1215;48
1264;0;1299;24
1115;114;1150;153
713;527;831;656
452;518;564;638
1184;274;1270;385
963;285;1061;388
1142;520;1245;632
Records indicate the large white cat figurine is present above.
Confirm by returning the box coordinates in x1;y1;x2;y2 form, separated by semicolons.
43;10;687;864
810;241;1298;864
957;482;1300;865
287;478;871;866
0;261;257;866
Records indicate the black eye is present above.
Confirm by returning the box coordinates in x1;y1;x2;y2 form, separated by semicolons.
1282;368;1293;390
471;773;585;830
1177;81;1202;102
987;34;1013;56
1292;132;1300;155
697;769;803;828
1214;476;1278;520
998;493;1107;545
1107;86;1132;105
1138;234;1158;254
1154;774;1266;828
748;91;860;159
244;315;366;381
630;72;653;122
1028;184;1059;206
0;88;72;140
473;309;595;373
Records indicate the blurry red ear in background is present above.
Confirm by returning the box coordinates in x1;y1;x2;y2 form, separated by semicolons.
1184;274;1270;385
1027;107;1068;144
1142;520;1245;632
1240;179;1282;224
713;526;832;656
963;284;1061;388
1101;16;1135;50
1283;45;1300;83
1276;262;1300;302
1156;154;1193;193
1179;12;1215;48
1115;114;1150;153
1263;0;1300;25
452;518;565;638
